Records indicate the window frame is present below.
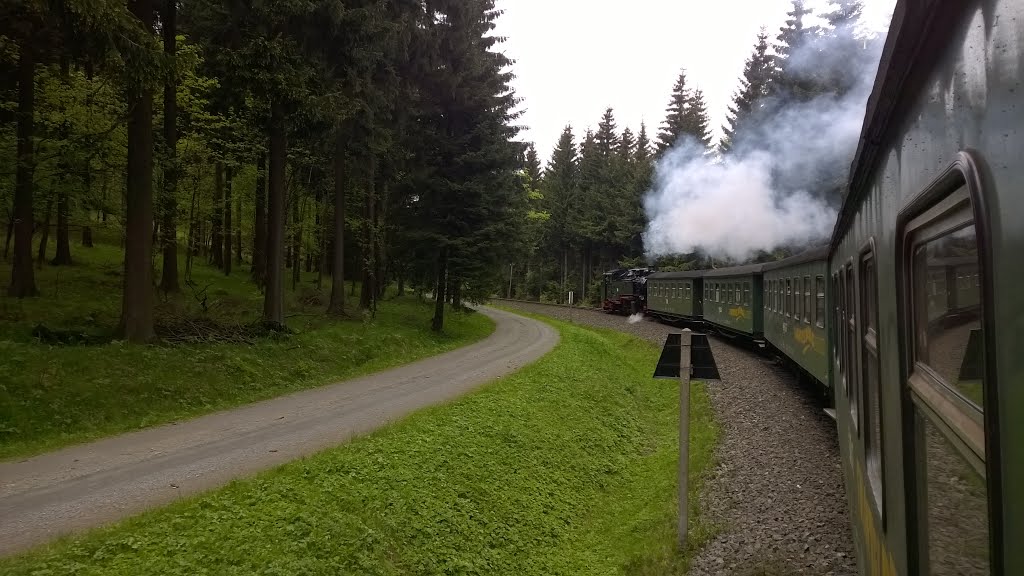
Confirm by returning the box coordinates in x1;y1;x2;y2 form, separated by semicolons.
846;260;859;436
896;151;1001;575
785;278;792;317
815;275;825;329
803;275;811;324
743;281;751;307
860;239;884;524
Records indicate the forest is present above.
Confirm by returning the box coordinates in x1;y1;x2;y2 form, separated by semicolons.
1;0;873;341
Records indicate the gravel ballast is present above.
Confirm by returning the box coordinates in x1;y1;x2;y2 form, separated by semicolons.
495;301;857;575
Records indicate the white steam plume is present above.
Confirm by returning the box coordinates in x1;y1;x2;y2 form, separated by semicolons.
643;23;888;262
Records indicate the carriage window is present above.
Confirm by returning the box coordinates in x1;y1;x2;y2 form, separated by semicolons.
913;224;984;408
803;275;811;324
915;411;990;575
715;283;720;302
734;283;741;305
785;279;792;317
861;249;883;515
847;264;859;433
905;201;989;574
685;283;691;300
816;275;825;328
743;281;751;306
834;272;843;377
794;277;800;319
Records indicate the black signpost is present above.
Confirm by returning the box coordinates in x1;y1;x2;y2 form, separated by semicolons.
653;329;719;547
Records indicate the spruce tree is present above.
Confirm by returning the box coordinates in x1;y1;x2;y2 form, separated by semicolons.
771;0;822;102
524;143;542;186
594;108;619;157
657;69;712;153
618;127;635;162
656;70;690;153
686;88;712;149
635;122;652;166
721;28;773;153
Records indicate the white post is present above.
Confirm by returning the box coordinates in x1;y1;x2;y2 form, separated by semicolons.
508;264;514;299
678;328;692;548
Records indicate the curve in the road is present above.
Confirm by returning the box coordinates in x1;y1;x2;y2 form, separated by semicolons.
0;306;558;557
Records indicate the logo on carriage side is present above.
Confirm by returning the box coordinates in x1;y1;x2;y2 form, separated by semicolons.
728;307;748;321
793;326;823;355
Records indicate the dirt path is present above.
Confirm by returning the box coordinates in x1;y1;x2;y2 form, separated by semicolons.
0;307;558;557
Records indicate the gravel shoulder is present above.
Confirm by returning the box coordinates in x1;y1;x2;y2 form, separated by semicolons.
496;300;856;575
0;306;558;557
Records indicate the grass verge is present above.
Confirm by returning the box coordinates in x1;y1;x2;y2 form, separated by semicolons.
0;316;718;575
0;233;495;460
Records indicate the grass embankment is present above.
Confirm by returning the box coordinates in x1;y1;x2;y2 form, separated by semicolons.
1;316;718;575
0;233;494;460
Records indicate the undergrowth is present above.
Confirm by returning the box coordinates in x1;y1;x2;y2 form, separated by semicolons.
1;317;718;575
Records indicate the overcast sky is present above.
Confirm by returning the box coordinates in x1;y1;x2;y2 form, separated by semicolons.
493;0;896;162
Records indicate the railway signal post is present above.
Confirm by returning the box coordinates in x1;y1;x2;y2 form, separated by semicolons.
678;328;692;548
653;329;719;549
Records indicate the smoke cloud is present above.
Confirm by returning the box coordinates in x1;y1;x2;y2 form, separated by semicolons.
643;24;887;262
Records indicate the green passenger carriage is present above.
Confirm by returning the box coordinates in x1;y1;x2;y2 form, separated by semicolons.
701;264;765;340
644;271;703;321
763;246;830;387
828;0;1022;573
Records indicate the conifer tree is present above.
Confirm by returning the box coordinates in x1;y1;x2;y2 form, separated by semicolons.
594;108;619;157
721;28;773;153
657;69;711;153
635;121;652;166
618;127;635;161
771;0;822;102
656;70;690;153
524;143;542;186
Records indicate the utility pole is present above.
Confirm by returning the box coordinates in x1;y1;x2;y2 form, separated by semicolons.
678;328;692;548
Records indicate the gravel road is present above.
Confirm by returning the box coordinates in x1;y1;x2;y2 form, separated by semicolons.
0;307;558;557
497;300;857;575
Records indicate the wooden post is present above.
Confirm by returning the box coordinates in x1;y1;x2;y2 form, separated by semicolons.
678;328;692;548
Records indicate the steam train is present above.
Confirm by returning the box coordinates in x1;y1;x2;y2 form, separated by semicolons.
604;0;1022;573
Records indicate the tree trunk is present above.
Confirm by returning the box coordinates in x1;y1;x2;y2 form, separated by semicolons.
37;194;53;267
451;281;462;310
431;247;447;332
82;226;93;247
4;202;14;260
328;131;346;314
159;0;179;292
359;155;376;311
223;165;232;276
291;185;301;290
251;154;266;287
234;182;242;265
8;41;38;298
118;0;156;342
263;102;286;327
51;189;72;265
211;162;223;268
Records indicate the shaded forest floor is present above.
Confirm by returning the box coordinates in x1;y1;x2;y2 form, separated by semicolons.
0;229;494;460
0;315;717;576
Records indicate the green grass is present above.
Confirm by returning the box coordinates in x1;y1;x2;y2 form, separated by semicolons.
0;230;495;460
0;316;718;576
